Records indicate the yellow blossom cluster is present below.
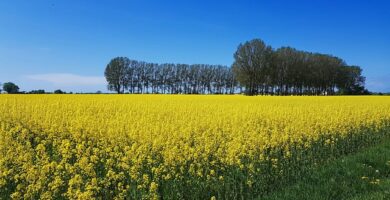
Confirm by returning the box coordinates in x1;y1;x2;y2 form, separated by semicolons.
0;95;390;199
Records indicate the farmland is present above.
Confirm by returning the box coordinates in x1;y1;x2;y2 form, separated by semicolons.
1;95;390;199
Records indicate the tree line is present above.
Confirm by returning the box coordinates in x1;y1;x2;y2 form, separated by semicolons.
232;39;368;95
0;82;68;94
104;59;239;94
105;38;368;95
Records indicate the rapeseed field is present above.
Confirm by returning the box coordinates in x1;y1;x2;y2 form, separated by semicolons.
1;95;389;199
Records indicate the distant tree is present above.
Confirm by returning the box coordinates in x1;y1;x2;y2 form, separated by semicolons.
0;82;2;93
3;82;19;94
54;89;65;94
96;90;102;94
29;89;45;94
105;57;130;94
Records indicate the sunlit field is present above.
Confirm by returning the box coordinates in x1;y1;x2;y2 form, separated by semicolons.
1;95;390;199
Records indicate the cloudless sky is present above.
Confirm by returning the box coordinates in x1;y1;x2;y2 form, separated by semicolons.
1;0;389;92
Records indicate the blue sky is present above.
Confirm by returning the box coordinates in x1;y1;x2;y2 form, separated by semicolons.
1;0;389;92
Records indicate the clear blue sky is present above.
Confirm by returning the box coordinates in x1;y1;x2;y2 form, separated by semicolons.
1;0;389;92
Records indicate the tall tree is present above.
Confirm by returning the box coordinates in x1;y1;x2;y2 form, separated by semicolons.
105;57;130;94
232;39;273;95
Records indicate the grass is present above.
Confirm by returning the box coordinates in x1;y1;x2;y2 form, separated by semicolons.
262;138;390;200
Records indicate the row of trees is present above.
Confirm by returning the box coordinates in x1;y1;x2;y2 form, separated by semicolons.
27;89;67;94
0;82;68;94
232;39;368;95
105;39;368;95
105;58;239;94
